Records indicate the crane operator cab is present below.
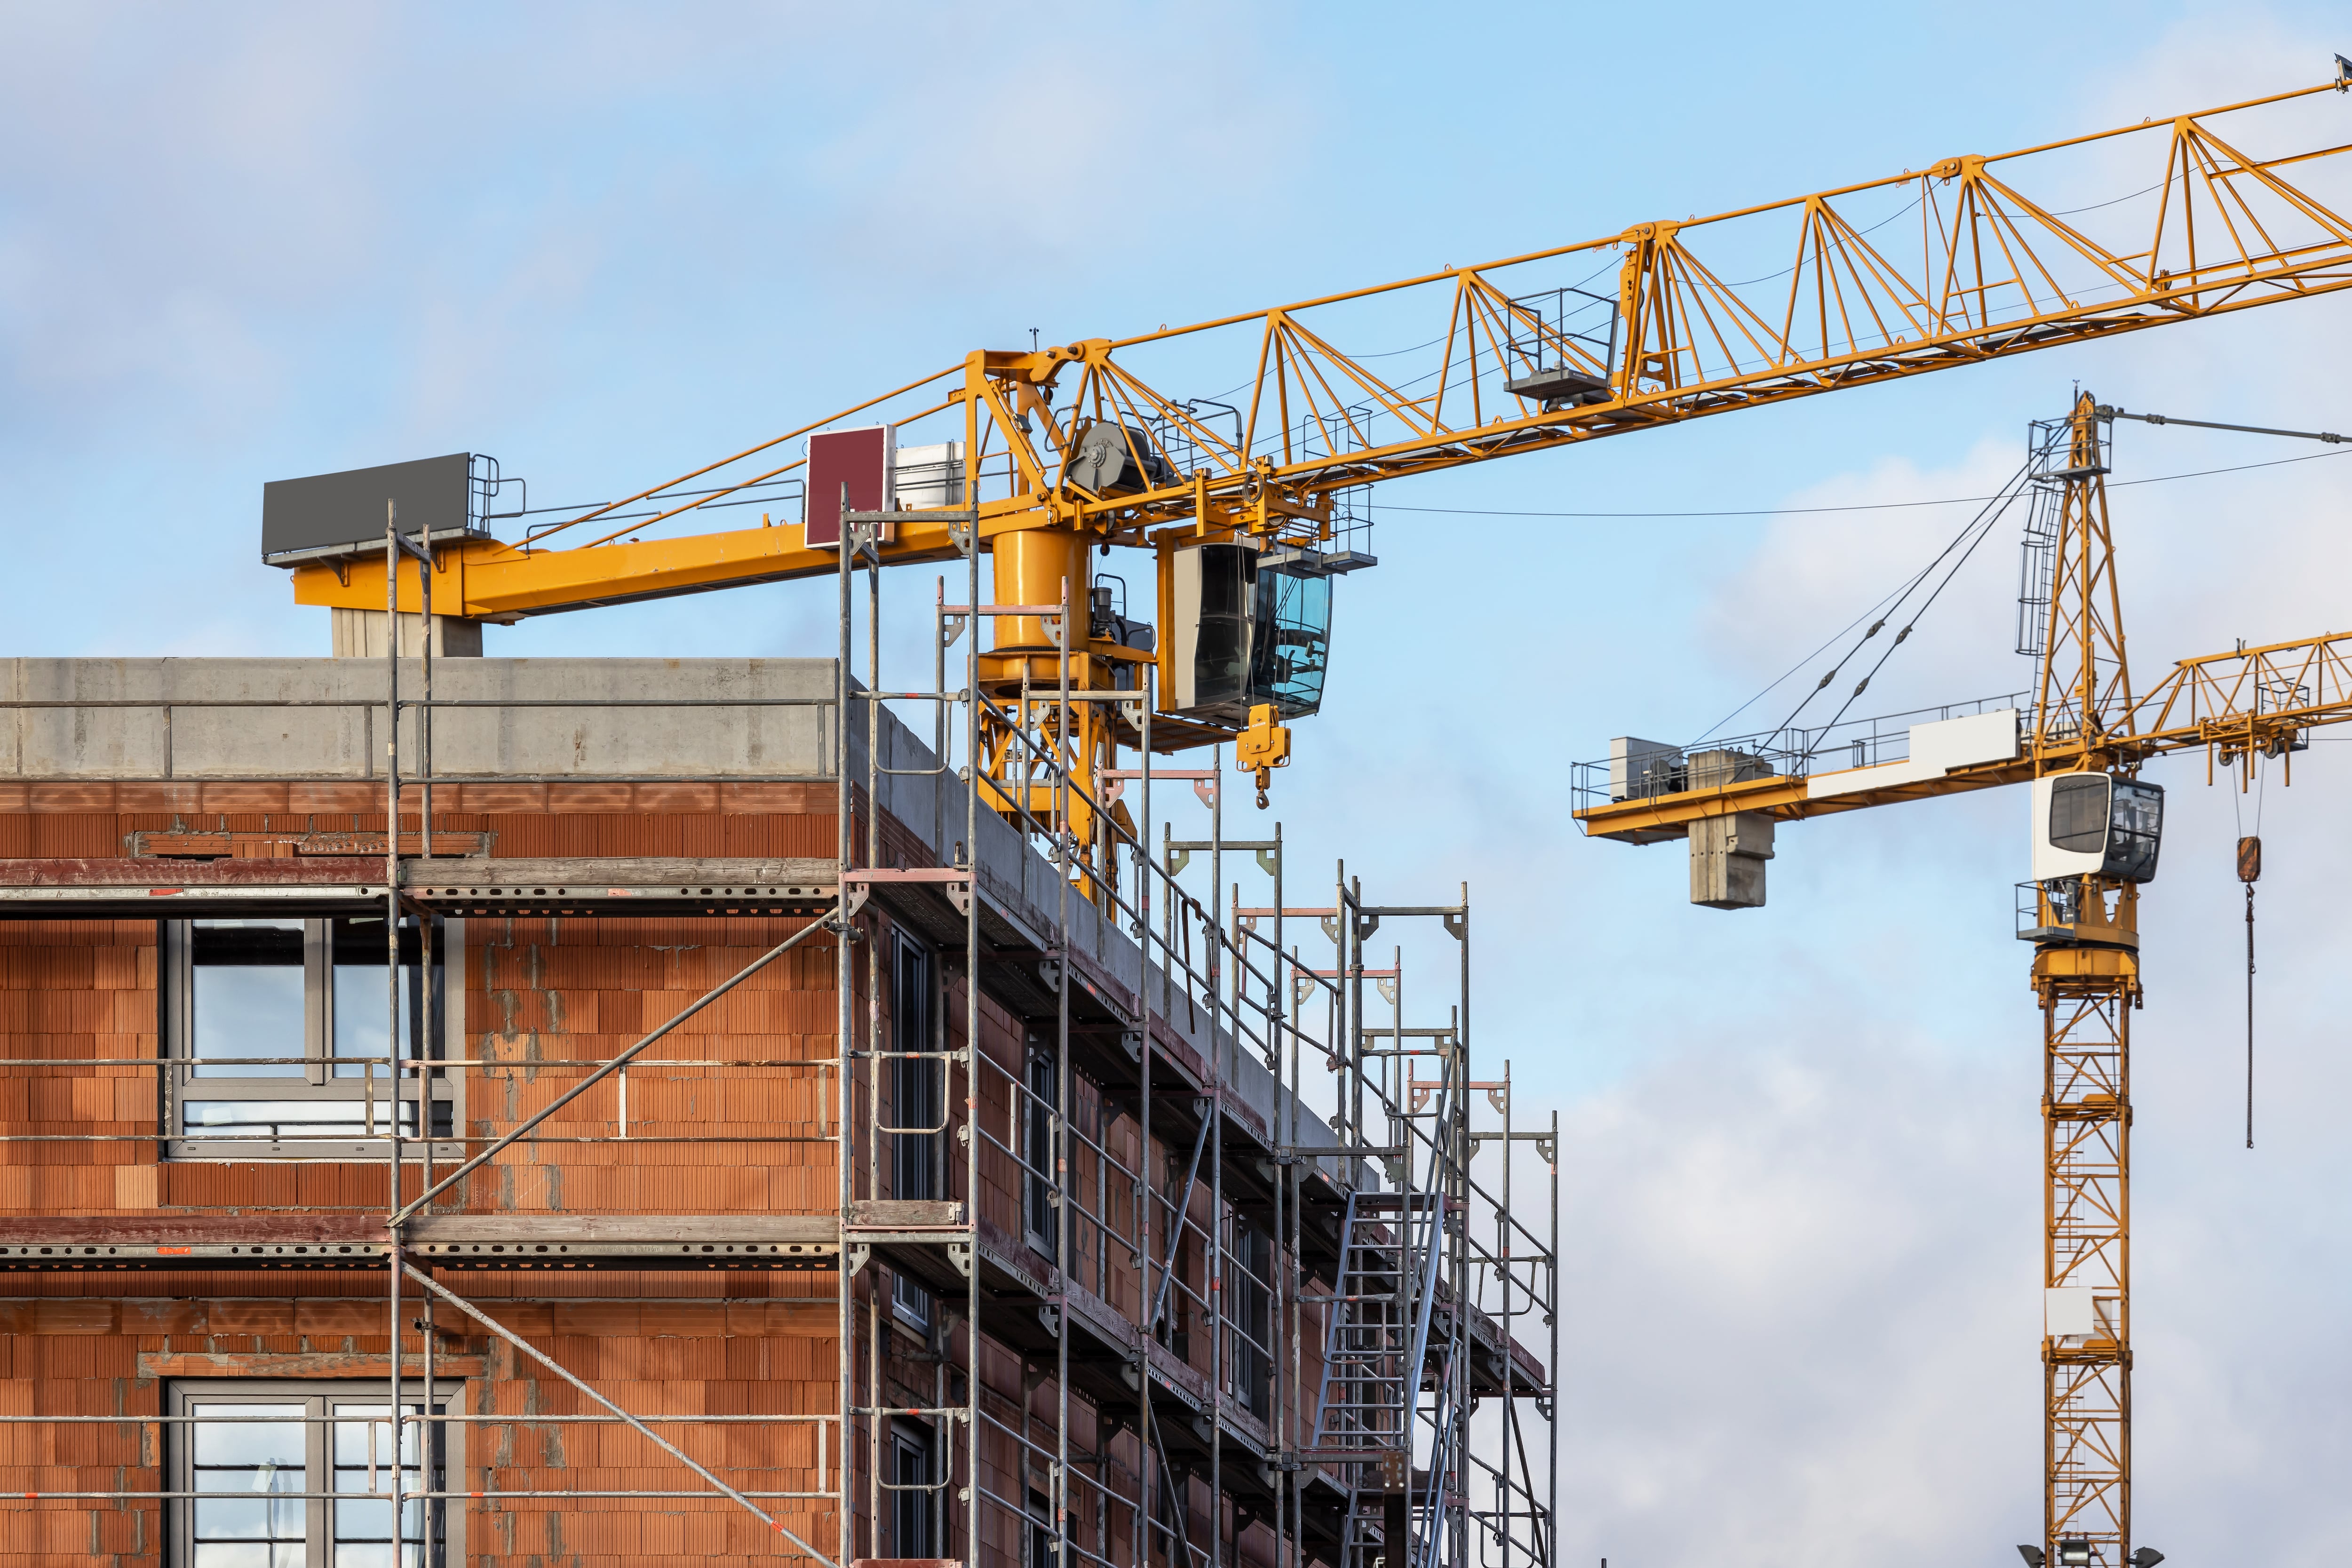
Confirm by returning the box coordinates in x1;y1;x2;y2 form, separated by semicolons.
1168;541;1334;724
2022;772;2164;946
1168;539;1340;805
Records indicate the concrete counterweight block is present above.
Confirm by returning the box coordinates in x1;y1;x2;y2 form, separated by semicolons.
1689;811;1775;908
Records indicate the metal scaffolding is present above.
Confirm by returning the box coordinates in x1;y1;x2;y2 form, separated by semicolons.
0;510;1557;1568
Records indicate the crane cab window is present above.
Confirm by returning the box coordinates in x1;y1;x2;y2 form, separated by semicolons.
2106;780;2163;881
2047;775;2110;853
2041;775;2163;883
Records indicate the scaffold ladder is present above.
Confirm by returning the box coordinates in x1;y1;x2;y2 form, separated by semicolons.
1314;1185;1449;1568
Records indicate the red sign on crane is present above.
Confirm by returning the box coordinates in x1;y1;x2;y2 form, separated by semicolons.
803;425;895;547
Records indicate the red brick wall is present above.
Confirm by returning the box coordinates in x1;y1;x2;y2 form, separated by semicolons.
0;790;1319;1568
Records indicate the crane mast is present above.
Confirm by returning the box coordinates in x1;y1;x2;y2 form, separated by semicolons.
2027;396;2139;1564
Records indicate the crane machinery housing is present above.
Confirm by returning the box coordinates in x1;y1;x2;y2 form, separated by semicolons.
250;61;2352;1568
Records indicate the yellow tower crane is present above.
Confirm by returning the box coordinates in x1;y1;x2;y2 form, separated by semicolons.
261;76;2352;1553
1572;389;2352;1567
264;67;2352;908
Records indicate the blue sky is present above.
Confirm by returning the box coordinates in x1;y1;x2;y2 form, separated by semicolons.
8;3;2352;1564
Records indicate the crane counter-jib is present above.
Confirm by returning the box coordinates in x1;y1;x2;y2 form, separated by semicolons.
1574;626;2352;842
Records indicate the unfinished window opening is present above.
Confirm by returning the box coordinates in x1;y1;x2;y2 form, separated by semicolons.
1156;1148;1197;1363
1224;1212;1273;1421
165;916;460;1160
891;933;940;1328
1027;1488;1059;1568
890;1419;938;1559
166;1379;457;1568
1024;1044;1059;1260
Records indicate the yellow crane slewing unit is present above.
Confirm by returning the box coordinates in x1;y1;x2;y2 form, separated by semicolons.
269;68;2352;857
1573;390;2352;1568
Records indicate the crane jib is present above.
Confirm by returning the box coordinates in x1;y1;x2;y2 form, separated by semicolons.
277;70;2352;625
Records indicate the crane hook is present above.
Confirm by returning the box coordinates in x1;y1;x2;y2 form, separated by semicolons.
2239;835;2261;1149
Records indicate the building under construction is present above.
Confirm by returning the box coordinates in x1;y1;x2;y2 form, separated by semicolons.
0;571;1558;1568
13;58;2352;1568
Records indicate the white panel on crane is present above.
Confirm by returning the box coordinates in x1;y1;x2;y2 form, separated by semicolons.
1804;708;2022;800
2045;1286;2098;1337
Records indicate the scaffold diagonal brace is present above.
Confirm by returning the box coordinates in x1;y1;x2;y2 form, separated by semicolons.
402;1264;838;1567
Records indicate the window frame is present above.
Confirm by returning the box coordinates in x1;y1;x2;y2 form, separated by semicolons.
165;1377;462;1568
162;916;465;1162
889;1418;939;1559
1221;1210;1273;1420
1027;1486;1060;1568
1023;1043;1059;1260
890;932;939;1203
889;931;941;1330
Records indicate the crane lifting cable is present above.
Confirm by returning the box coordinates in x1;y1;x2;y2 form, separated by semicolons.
2239;832;2260;1150
2102;396;2352;1155
1758;460;2034;759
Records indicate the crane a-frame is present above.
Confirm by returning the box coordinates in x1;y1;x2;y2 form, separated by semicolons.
1574;390;2352;1566
260;65;2352;1563
268;68;2352;895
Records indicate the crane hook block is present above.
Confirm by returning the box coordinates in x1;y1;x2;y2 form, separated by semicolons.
2238;835;2262;883
1236;705;1292;773
1236;703;1292;811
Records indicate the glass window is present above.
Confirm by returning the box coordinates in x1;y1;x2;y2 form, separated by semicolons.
332;1403;429;1567
1248;564;1332;719
181;1098;428;1142
1025;1050;1057;1257
171;1383;448;1568
890;935;941;1329
189;1400;306;1567
1187;543;1255;713
190;920;307;1078
2047;774;2110;854
2105;780;2164;883
167;918;453;1160
330;918;424;1079
890;1423;935;1558
890;937;936;1202
1028;1491;1059;1568
1223;1216;1273;1420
